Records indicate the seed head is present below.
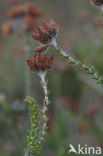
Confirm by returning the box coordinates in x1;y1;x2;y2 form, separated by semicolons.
7;3;42;18
32;20;57;45
91;0;103;6
27;54;54;72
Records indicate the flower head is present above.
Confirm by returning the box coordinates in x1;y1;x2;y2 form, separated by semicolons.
1;22;12;38
27;54;54;72
7;3;42;18
32;20;57;45
91;0;103;6
24;15;36;31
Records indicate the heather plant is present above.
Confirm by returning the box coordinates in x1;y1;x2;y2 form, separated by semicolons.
24;10;103;155
0;0;103;156
24;22;55;155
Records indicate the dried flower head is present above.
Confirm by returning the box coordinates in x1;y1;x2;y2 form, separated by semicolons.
24;15;36;30
91;0;103;6
7;5;24;18
27;55;54;72
32;20;57;45
7;3;42;18
1;22;12;38
23;3;42;18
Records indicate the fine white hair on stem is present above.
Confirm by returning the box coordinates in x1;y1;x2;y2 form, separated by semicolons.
38;71;48;100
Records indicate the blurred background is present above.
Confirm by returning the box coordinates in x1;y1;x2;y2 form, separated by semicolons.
1;0;103;155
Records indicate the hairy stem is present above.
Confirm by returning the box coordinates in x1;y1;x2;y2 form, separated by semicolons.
25;72;50;155
38;72;50;144
53;42;103;86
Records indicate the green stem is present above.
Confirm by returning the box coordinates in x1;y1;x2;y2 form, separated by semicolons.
25;72;50;155
53;42;103;86
38;72;50;144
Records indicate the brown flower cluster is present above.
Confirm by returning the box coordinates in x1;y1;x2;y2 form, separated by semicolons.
27;21;56;73
27;55;54;72
6;3;42;31
32;20;57;44
91;0;103;6
1;22;12;38
1;3;42;38
32;20;57;53
7;3;42;18
24;15;36;31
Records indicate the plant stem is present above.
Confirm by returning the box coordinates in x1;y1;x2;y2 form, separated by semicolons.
37;71;50;148
25;72;50;155
53;42;103;86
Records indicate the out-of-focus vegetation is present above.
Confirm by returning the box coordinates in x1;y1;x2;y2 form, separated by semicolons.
1;0;103;155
